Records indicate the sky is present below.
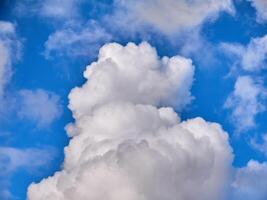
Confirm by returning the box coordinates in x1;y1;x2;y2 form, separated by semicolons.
1;0;267;199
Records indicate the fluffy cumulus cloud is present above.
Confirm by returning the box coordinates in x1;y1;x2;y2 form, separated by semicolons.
44;21;112;58
0;21;20;97
222;35;267;71
109;0;234;34
233;160;267;200
224;76;266;132
27;42;234;200
18;89;62;128
68;42;194;117
249;0;267;23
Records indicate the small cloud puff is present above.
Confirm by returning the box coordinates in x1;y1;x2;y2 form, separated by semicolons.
18;89;62;128
249;0;267;23
233;160;267;200
224;76;266;132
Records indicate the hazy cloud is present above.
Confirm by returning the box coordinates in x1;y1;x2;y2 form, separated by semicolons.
224;76;266;132
233;160;267;200
15;0;82;20
0;147;55;200
44;21;112;59
0;21;20;97
221;35;267;72
108;0;234;35
18;89;62;128
249;0;267;23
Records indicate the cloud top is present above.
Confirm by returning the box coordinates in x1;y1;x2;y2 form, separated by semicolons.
68;42;195;119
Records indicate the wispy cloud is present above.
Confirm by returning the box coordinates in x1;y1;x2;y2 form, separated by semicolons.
233;160;267;200
224;76;266;132
0;147;56;200
249;0;267;23
107;0;234;35
18;89;63;128
0;21;21;98
44;20;112;59
221;35;267;72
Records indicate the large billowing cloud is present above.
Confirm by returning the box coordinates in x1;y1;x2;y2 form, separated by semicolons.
109;0;234;34
27;42;233;200
68;42;194;118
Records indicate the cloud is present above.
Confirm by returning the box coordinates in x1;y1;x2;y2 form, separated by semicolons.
0;147;54;175
27;42;234;200
251;133;267;156
233;160;267;200
0;147;55;200
16;1;111;59
44;21;112;59
221;35;267;132
224;76;266;132
15;0;81;20
108;0;234;35
249;0;267;23
18;89;62;128
24;0;234;61
0;21;15;33
0;21;20;97
221;35;267;72
40;0;80;19
68;42;194;119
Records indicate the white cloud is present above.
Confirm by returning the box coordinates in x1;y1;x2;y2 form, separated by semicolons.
44;21;112;58
233;160;267;200
27;42;234;200
0;21;20;97
251;133;267;156
0;147;55;200
0;147;54;174
109;0;234;35
224;76;266;132
68;42;194;119
0;21;15;34
18;89;62;128
221;35;267;71
249;0;267;23
15;0;81;20
40;0;80;19
0;41;10;97
241;35;267;71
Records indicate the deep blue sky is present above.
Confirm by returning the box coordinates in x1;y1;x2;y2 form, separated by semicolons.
1;0;267;199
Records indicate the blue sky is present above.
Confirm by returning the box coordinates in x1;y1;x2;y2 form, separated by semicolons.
1;0;267;199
